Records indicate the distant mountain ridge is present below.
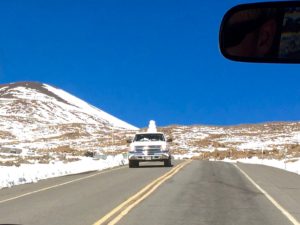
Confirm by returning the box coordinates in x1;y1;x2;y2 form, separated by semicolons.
0;82;71;105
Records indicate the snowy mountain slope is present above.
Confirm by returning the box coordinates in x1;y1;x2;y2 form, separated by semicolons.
159;122;300;160
0;82;137;129
0;82;138;154
44;84;138;130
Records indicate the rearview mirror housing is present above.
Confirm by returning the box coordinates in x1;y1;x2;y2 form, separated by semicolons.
219;1;300;63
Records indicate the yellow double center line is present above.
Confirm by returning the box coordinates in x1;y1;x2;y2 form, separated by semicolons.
93;160;192;225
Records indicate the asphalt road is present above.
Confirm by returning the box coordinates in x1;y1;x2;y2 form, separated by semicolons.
0;160;300;225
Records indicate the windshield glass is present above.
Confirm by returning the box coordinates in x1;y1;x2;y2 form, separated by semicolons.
1;1;300;225
134;134;165;142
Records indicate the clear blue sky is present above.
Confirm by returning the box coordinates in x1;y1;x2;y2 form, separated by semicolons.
1;0;299;128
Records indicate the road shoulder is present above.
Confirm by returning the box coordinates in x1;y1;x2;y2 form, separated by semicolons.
237;162;300;222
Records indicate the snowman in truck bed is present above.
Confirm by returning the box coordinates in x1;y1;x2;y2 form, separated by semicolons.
127;120;172;168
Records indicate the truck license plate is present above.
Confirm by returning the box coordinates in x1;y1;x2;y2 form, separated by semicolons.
145;156;151;160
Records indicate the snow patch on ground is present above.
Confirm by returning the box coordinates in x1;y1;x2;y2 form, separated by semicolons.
0;154;128;189
1;153;300;190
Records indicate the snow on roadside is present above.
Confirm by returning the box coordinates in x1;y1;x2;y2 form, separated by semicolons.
1;153;299;190
0;154;128;189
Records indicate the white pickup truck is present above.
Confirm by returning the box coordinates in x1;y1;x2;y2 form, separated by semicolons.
127;121;172;168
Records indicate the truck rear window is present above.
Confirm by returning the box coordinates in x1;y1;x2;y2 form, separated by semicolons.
134;134;165;142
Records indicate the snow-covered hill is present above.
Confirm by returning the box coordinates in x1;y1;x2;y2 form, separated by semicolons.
0;82;138;155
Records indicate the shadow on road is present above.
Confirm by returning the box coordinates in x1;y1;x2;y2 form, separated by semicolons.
0;224;22;225
137;164;174;168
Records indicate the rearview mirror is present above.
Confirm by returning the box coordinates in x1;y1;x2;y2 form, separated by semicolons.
126;139;132;144
219;1;300;63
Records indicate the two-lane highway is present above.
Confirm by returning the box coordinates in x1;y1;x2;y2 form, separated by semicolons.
0;160;300;225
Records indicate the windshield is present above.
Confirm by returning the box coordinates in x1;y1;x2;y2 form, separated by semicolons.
134;133;165;142
1;1;300;225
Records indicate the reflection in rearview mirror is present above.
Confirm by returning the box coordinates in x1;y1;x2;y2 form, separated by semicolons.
219;1;300;63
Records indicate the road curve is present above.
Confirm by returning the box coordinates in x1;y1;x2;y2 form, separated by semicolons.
0;160;299;225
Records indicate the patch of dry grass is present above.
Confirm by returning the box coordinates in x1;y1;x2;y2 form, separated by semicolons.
101;149;128;155
63;157;80;163
0;157;33;167
48;145;83;156
0;161;20;167
191;148;287;161
287;145;300;158
0;131;15;139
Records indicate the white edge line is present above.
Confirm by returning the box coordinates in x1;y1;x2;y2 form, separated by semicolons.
0;166;125;204
234;163;300;225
